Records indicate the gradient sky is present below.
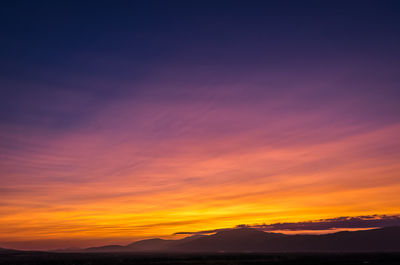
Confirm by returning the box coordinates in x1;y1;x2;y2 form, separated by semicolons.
1;1;400;250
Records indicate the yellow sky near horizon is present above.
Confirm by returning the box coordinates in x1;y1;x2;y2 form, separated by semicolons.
1;117;399;250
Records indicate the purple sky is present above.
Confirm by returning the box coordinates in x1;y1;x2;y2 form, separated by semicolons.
1;1;400;250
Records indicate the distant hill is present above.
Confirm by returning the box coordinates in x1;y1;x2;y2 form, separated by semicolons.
175;227;400;252
126;238;176;252
78;226;400;253
51;247;83;252
174;227;286;252
84;235;205;252
85;244;127;252
0;247;24;253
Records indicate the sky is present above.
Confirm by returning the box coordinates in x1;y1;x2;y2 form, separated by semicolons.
1;1;400;250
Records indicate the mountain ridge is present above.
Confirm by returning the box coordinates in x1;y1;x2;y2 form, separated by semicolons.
79;226;400;253
4;227;398;253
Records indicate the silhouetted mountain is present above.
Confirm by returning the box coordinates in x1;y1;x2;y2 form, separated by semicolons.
127;238;176;252
174;227;286;252
0;247;24;253
85;244;127;252
51;247;83;252
80;227;400;253
175;227;400;252
85;240;177;252
84;235;206;252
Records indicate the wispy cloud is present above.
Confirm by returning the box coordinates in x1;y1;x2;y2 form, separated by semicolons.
175;215;400;235
1;12;400;250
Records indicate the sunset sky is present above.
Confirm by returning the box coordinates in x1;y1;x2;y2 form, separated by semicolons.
1;1;400;250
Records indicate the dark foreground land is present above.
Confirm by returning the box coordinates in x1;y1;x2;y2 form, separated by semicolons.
1;252;400;265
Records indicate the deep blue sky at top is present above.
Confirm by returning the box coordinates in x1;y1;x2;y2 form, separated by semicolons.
1;1;400;132
2;2;400;250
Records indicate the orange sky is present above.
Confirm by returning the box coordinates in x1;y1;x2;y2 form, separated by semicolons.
1;101;400;249
1;1;400;251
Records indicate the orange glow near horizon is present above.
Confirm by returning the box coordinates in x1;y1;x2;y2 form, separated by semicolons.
2;1;400;252
1;99;400;249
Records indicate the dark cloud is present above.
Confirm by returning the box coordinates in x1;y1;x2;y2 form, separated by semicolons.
174;214;400;235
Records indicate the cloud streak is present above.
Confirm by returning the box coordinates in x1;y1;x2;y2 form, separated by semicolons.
1;1;400;250
175;215;400;235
